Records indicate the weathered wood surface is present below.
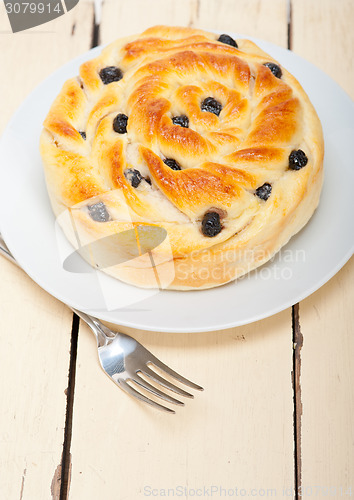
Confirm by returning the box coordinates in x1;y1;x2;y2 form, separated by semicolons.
292;0;354;495
0;3;93;499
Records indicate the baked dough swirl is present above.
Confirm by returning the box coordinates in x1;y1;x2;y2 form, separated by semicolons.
40;25;324;290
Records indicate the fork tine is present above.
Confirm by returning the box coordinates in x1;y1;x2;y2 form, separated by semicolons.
132;376;185;406
147;356;204;391
139;367;193;398
118;379;175;414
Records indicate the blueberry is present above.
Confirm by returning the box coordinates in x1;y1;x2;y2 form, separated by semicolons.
201;97;222;116
201;211;222;237
124;169;143;188
88;202;110;222
99;66;123;84
79;131;86;140
289;150;308;170
255;183;272;201
163;158;181;171
217;34;238;48
113;114;128;134
172;115;189;128
263;62;282;79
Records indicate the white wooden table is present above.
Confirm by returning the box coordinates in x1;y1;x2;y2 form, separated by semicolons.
0;1;353;498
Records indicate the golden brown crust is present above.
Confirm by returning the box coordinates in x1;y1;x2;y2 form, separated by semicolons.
40;25;324;290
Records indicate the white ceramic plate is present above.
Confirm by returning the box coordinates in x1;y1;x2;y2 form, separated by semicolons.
1;35;354;332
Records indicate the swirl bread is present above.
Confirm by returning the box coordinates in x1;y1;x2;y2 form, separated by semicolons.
40;25;324;290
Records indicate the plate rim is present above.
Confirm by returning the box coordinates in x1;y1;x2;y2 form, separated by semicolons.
1;33;354;333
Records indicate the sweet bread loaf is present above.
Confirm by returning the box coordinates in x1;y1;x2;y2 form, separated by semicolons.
40;25;324;290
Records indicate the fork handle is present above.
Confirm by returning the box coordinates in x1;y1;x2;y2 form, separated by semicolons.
71;308;116;347
0;234;17;267
0;233;115;348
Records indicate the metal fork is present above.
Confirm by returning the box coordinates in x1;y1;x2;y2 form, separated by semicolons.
0;234;203;413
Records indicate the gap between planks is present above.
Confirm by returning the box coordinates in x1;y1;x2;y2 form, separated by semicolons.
288;2;303;497
56;313;80;500
292;303;303;500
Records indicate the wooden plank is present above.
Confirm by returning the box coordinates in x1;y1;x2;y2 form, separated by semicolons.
69;1;296;498
0;3;93;499
100;0;288;44
292;0;354;494
298;258;354;494
71;313;294;499
292;0;354;97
